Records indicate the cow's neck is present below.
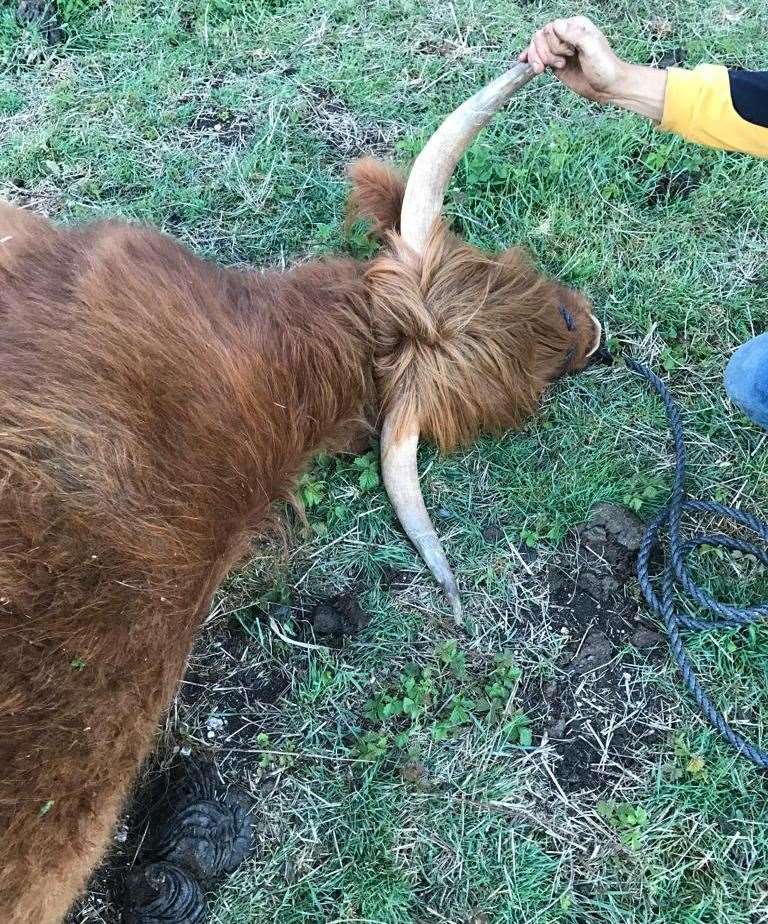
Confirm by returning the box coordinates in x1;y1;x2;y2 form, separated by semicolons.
226;256;376;471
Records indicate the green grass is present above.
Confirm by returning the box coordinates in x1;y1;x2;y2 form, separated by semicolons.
4;1;768;922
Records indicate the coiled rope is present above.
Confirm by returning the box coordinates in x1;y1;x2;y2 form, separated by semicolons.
625;357;768;768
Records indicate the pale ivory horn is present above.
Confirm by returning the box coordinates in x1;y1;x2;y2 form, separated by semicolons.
380;63;536;621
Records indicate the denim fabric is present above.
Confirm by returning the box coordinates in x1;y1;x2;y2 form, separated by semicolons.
724;332;768;429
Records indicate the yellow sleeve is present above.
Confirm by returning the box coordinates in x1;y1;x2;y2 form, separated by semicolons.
661;65;768;159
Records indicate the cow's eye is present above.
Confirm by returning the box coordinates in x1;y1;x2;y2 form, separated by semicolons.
558;304;575;331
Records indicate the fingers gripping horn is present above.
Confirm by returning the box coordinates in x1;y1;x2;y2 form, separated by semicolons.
379;62;536;619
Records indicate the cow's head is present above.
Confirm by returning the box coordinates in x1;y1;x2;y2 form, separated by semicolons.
348;64;601;618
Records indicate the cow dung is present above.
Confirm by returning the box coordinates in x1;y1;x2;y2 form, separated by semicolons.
151;791;255;883
150;763;256;882
122;862;207;924
312;592;369;636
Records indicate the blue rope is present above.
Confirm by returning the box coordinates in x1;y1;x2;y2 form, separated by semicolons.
625;358;768;768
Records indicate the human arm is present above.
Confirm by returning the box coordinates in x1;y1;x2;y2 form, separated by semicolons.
519;16;768;158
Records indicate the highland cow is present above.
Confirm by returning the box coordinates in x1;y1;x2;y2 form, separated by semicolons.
0;64;600;923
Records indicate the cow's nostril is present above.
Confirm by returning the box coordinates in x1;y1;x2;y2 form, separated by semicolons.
589;345;616;367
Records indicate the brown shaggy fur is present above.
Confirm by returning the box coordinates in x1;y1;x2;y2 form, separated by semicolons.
347;159;599;449
0;159;597;923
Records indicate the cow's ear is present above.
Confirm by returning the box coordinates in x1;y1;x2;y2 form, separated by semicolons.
345;158;405;241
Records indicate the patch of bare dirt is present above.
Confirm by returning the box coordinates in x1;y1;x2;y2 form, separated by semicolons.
648;47;686;68
648;170;702;204
17;0;62;45
188;108;252;146
312;591;370;637
172;591;368;766
302;85;401;157
172;621;292;770
523;504;669;794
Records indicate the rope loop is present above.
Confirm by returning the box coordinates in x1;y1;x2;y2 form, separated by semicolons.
626;357;768;769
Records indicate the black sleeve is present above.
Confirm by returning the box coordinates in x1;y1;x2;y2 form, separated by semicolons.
728;70;768;128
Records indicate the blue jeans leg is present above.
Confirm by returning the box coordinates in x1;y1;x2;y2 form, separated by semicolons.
724;332;768;430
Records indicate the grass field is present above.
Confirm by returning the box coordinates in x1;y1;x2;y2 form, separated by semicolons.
3;1;768;922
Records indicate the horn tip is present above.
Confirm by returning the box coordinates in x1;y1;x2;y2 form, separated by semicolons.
443;579;462;625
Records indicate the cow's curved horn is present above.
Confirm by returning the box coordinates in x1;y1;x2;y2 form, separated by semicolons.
400;62;535;254
380;416;462;621
380;62;535;618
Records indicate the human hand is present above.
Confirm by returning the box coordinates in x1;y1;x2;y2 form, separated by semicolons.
519;16;626;102
519;16;667;122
